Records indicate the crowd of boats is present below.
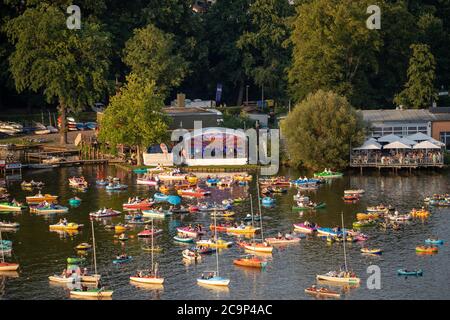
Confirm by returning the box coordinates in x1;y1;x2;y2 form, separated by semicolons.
0;166;446;299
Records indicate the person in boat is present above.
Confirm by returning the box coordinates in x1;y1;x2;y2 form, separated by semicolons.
83;267;88;276
277;232;283;239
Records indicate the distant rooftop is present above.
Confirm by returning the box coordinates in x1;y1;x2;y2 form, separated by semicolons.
360;109;450;123
163;107;222;116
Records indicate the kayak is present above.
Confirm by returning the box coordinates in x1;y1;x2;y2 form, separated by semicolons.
305;287;341;298
425;239;444;245
416;246;438;254
397;269;423;276
174;235;195;243
361;248;382;255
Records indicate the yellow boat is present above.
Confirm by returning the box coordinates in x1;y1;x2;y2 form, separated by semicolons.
356;213;380;221
114;225;128;233
26;193;58;203
187;176;198;185
159;185;170;194
234;174;252;182
411;210;430;218
226;226;260;235
316;274;361;284
49;223;83;231
196;239;233;249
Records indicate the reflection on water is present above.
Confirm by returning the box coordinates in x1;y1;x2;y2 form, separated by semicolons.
0;166;449;299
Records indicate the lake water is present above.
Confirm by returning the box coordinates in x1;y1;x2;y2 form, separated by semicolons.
1;165;449;300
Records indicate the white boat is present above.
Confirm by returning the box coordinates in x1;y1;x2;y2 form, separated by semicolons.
48;274;79;283
142;209;172;219
316;213;361;285
197;207;230;287
130;218;164;285
70;220;110;298
0;222;20;229
0;230;19;271
344;189;365;195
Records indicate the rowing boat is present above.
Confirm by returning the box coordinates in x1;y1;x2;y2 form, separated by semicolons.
233;255;267;268
415;246;438;254
305;286;341;298
70;288;113;298
265;236;300;245
49;223;83;231
397;269;423;276
26;193;58;203
361;248;382;255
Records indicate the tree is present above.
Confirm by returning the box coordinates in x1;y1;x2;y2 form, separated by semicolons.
98;73;170;165
288;0;382;106
281;90;365;170
5;4;111;144
237;0;294;101
394;44;437;109
123;24;189;98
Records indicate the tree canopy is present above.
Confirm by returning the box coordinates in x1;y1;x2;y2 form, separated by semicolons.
281;90;366;170
4;3;111;143
98;73;170;165
394;44;437;109
123;24;189;98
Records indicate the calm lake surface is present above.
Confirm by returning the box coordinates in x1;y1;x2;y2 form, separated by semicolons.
1;165;449;300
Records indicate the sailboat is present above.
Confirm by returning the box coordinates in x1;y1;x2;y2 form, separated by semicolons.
0;230;19;271
70;220;113;298
130;218;164;284
197;212;230;287
316;213;361;284
238;178;273;253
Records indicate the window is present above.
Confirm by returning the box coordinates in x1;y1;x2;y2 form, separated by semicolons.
440;132;450;150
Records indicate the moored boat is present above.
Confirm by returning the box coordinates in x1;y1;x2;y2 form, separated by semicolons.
89;208;121;218
233;255;268;268
397;269;423;276
305;286;341;298
26;192;58;203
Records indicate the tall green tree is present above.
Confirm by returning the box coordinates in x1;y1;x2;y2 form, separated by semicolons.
5;4;111;144
288;0;382;106
281;90;365;170
98;73;170;165
394;44;437;109
123;24;189;98
237;0;294;101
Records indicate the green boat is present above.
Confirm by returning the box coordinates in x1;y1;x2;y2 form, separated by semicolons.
133;168;148;174
352;220;376;228
0;202;27;212
313;171;343;178
67;257;86;265
292;202;326;211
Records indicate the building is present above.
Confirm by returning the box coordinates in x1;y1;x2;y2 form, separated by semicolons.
361;108;450;150
163;107;223;130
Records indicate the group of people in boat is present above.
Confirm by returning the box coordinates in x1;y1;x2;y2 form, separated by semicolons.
200;272;215;280
303;221;317;228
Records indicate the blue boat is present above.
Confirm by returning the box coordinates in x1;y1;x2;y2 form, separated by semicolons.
154;193;169;202
84;122;97;130
261;197;275;206
425;239;444;245
206;178;219;186
290;179;322;185
316;227;350;237
174;235;195;243
96;180;108;186
113;256;132;264
106;183;128;191
397;269;423;276
69;198;81;206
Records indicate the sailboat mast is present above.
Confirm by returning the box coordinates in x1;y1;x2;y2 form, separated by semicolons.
214;211;219;277
151;218;154;272
250;194;255;242
91;219;97;275
0;230;5;263
341;212;348;272
256;176;264;241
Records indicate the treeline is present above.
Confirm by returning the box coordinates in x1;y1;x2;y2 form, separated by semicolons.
0;0;449;112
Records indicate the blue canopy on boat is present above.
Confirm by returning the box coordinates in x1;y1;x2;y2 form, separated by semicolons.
167;195;182;205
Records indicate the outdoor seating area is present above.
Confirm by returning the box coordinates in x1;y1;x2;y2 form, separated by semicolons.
351;133;445;169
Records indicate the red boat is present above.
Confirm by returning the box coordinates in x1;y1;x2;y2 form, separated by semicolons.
209;223;233;232
177;188;211;198
343;194;359;201
137;228;163;238
123;199;154;210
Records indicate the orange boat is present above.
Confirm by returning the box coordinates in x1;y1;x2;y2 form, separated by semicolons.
210;224;233;232
233;255;268;269
123;199;154;210
416;245;438;254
